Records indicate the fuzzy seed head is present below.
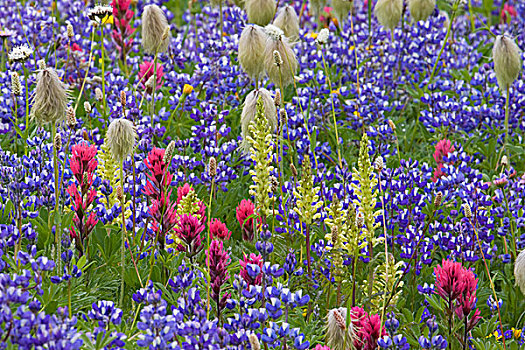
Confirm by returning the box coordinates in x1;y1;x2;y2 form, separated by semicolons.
270;175;279;193
463;203;472;219
248;333;261;350
240;88;277;152
279;109;287;125
264;26;298;87
273;50;283;66
54;133;62;151
66;106;76;128
145;75;156;90
37;59;46;70
105;118;137;162
374;0;403;30
11;72;22;96
245;0;276;26
274;90;281;108
274;5;300;40
142;4;171;54
408;0;436;22
515;250;525;295
208;157;217;178
326;308;356;350
388;119;396;131
30;67;69;125
434;191;443;207
238;25;267;81
493;34;522;93
67;24;74;38
501;155;508;168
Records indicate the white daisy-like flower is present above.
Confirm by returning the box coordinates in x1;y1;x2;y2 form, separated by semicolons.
87;4;113;23
8;44;34;62
0;28;14;38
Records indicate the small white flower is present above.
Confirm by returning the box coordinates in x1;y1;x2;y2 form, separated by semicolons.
87;4;113;23
316;28;330;45
264;24;284;41
8;44;34;62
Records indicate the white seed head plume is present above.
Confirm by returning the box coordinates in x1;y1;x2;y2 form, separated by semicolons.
238;25;267;81
273;50;283;66
11;72;22;96
245;0;276;26
463;203;472;219
274;5;300;40
333;0;353;25
316;28;330;45
493;34;522;93
66;106;76;128
105;118;137;162
164;140;176;164
326;307;356;350
37;59;46;70
240;88;277;152
95;88;103;101
145;75;156;90
374;0;403;31
264;25;298;87
30;67;69;125
515;250;525;295
142;4;171;54
409;0;436;22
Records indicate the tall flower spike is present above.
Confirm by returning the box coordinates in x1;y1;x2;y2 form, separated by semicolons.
105;118;137;162
408;0;436;22
240;88;277;153
274;5;300;40
515;250;525;295
493;34;522;93
244;0;276;26
263;24;298;87
11;72;22;96
30;67;69;125
238;25;267;82
141;4;171;54
374;0;403;31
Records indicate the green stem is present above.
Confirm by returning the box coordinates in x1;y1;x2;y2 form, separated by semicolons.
24;66;29;155
151;50;159;126
68;279;72;318
51;122;61;272
75;27;96;113
120;162;126;307
206;178;215;318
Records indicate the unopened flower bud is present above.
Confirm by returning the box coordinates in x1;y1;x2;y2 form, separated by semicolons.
501;155;508;168
208;157;217;178
274;90;281;108
95;88;103;101
164;141;175;164
331;226;338;246
273;50;283;67
66;106;76;128
279;109;287;125
356;211;365;228
270;175;279;193
84;101;92;113
162;26;170;40
37;59;46;70
67;24;74;38
290;163;298;177
11;72;22;96
120;91;127;108
374;156;384;171
388;119;396;131
54;133;62;150
248;333;261;350
116;185;124;202
463;203;472;219
434;191;443;207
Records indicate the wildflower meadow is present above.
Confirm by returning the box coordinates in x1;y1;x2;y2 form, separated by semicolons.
0;0;525;349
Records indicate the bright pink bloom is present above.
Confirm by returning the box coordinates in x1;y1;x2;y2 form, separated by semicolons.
71;43;82;52
434;259;469;301
350;307;387;350
206;239;231;314
313;346;331;350
144;147;175;248
501;3;517;22
67;143;99;253
175;214;205;257
239;253;264;286
432;139;455;182
112;0;136;60
210;218;231;240
236;199;258;242
138;60;164;93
